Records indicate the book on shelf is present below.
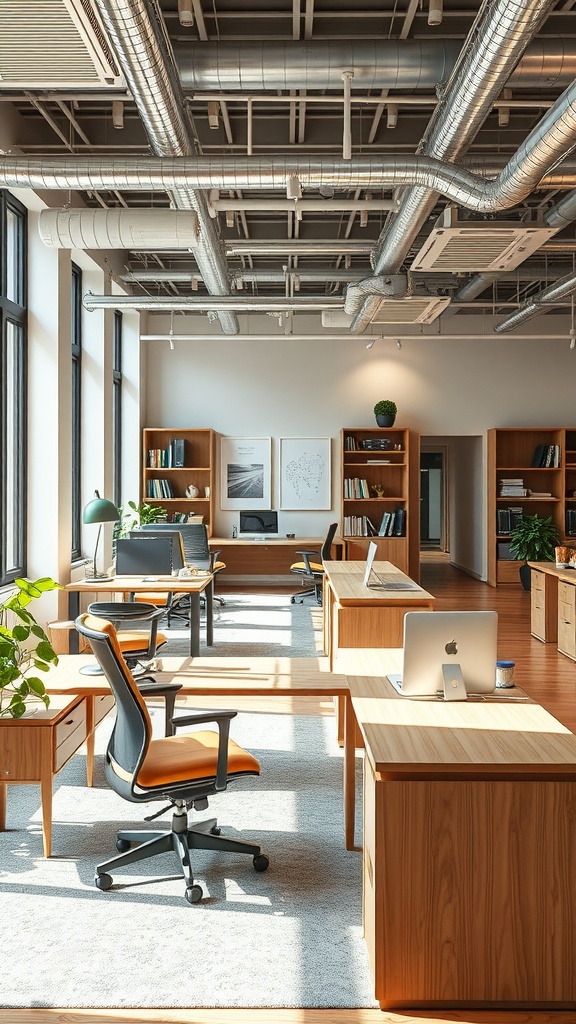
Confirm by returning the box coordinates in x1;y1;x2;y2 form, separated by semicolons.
527;489;553;498
146;478;174;499
531;443;561;468
170;437;186;467
566;509;576;536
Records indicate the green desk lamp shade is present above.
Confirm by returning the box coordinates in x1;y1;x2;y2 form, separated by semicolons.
83;490;119;581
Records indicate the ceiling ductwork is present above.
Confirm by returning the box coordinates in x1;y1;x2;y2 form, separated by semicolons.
91;0;238;335
82;294;344;313
349;0;560;334
38;208;198;249
494;270;576;332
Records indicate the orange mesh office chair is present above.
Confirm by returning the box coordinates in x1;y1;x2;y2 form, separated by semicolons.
289;523;338;605
75;613;269;904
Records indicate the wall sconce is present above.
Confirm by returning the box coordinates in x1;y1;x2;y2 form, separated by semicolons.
112;100;124;130
208;101;220;130
83;490;119;581
178;0;194;26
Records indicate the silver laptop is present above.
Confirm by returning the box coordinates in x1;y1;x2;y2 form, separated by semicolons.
386;610;498;698
363;540;419;590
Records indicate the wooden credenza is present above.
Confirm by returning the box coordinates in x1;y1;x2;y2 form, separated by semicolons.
210;535;343;582
529;562;576;658
347;648;576;1008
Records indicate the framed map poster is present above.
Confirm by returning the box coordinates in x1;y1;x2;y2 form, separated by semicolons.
279;437;331;510
220;436;272;510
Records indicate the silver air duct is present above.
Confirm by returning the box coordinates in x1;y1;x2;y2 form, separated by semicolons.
175;39;576;92
93;0;238;334
494;270;576;332
349;0;558;334
83;294;345;312
38;208;198;249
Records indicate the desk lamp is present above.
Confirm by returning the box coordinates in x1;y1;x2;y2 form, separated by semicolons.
83;491;119;581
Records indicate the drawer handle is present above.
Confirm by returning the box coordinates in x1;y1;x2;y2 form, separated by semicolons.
64;718;75;726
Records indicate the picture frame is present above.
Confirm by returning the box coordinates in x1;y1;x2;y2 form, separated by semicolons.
220;436;272;510
279;436;332;510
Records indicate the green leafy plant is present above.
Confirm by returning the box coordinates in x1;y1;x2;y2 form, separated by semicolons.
509;513;560;563
0;577;63;719
115;500;168;539
373;400;397;417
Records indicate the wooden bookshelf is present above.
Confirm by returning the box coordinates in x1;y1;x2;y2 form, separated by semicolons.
487;427;576;586
142;428;216;536
340;427;420;581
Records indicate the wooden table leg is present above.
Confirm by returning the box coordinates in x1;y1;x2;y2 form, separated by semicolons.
343;693;357;851
85;695;96;787
0;781;6;831
40;773;53;858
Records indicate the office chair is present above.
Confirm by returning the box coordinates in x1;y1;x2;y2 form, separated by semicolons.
290;523;338;605
141;523;227;623
84;602;181;736
75;613;269;904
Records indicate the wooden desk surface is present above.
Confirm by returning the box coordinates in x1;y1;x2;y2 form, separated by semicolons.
45;653;350;696
324;560;435;607
529;560;576;583
64;572;212;595
343;647;576;775
210;536;336;547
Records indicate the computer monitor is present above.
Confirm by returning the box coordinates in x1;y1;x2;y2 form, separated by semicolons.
238;510;278;538
115;536;175;576
140;522;211;570
386;610;498;699
129;529;185;571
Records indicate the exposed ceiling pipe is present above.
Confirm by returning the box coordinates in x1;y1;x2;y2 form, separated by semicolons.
494;269;576;332
174;39;576;92
92;0;238;335
38;208;199;249
349;0;559;334
122;269;367;283
207;197;400;214
83;294;345;312
5;149;576;210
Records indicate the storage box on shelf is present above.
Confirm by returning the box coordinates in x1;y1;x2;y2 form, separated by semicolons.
340;427;420;580
487;427;572;587
142;428;216;536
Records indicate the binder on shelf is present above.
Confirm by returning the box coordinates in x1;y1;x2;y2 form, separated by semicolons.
171;437;186;467
566;509;576;536
531;444;547;467
497;508;511;534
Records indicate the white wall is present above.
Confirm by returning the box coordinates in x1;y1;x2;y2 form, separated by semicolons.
143;312;574;577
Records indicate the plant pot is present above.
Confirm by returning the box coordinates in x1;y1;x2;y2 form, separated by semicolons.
519;562;531;591
376;414;396;427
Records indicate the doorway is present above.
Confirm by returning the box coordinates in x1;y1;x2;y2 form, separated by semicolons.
420;448;448;552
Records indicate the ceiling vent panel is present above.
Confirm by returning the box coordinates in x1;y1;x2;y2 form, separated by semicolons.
411;208;557;273
0;0;123;88
370;295;451;324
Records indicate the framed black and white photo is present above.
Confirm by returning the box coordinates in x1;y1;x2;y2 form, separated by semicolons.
220;436;272;510
279;436;331;510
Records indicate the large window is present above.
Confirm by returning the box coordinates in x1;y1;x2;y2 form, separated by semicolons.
0;192;27;586
71;263;82;559
112;310;123;508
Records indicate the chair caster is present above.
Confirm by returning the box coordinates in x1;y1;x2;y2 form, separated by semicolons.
253;853;269;872
95;872;113;891
210;824;221;835
116;837;131;852
185;884;203;904
291;595;297;604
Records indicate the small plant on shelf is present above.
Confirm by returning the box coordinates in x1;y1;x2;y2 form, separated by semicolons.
0;577;62;718
373;400;397;427
509;513;560;590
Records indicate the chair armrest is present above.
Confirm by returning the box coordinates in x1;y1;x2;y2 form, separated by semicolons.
137;678;183;694
173;708;239;791
295;548;321;574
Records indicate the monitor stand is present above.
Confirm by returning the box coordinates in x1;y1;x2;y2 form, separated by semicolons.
442;663;467;701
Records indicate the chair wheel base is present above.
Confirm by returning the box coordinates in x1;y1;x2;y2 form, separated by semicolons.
95;872;113;891
253;853;269;872
185;884;203;904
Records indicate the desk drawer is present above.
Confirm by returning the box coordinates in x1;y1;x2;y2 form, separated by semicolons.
558;581;576;659
531;571;558;643
54;699;87;771
532;570;545;594
94;694;115;727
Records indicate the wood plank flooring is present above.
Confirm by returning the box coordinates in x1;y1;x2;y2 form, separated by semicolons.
5;559;576;1024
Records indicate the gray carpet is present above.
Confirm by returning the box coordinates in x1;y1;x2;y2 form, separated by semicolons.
0;594;374;1009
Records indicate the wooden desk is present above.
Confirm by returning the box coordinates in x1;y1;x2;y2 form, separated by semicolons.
45;653;357;851
209;535;343;582
0;691;114;856
529;561;576;658
65;572;214;657
345;648;576;1008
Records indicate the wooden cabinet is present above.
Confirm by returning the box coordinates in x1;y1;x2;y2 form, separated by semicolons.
340;427;420;580
530;567;558;642
487;427;575;587
142;428;216;536
558;579;576;660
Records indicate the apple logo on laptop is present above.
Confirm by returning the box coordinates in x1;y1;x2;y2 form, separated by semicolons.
445;639;458;656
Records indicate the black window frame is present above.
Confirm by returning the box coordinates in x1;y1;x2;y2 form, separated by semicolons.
0;190;27;586
112;309;123;508
71;263;82;560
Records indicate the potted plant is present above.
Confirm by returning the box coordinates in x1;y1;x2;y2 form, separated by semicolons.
0;577;62;718
374;400;397;428
115;500;168;539
509;513;560;590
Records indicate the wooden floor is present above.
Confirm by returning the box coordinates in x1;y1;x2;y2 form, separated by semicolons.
6;558;576;1024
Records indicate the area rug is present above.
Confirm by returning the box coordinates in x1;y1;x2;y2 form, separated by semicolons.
0;708;372;1008
163;592;325;659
